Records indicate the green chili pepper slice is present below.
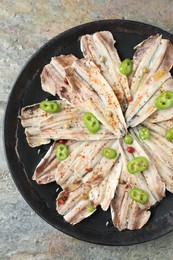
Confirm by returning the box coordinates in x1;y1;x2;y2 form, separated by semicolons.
40;100;60;113
127;156;148;174
124;134;133;145
129;188;148;204
86;205;95;213
154;91;173;110
102;147;117;159
165;127;173;141
83;112;100;134
56;144;68;161
119;58;133;76
139;127;150;140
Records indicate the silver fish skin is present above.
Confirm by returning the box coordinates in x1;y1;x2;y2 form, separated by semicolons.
41;54;77;101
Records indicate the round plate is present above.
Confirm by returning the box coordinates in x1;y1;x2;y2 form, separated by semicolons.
4;20;173;246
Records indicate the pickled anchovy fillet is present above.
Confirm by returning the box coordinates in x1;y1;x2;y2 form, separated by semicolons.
127;34;173;127
118;138;159;205
130;35;172;95
138;142;173;193
158;41;173;71
148;132;173;168
22;100;114;144
89;156;122;211
41;38;128;136
82;140;119;186
65;66;118;135
56;186;96;225
129;35;161;86
133;127;173;193
80;31;130;106
21;103;51;147
21;101;78;147
33;140;80;184
126;71;171;125
40;108;115;141
66;59;127;136
111;184;151;231
142;121;166;136
41;54;77;101
156;120;173;130
56;140;121;224
129;77;173;127
149;105;173;123
129;131;165;201
55;140;106;190
55;140;116;191
110;133;165;231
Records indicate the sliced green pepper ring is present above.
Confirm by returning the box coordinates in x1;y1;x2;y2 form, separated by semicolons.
154;91;173;110
102;147;117;159
83;112;100;134
86;205;95;213
129;188;148;204
165;127;173;141
119;58;133;76
127;156;148;174
40;100;60;113
56;144;68;161
139;127;150;140
124;134;133;145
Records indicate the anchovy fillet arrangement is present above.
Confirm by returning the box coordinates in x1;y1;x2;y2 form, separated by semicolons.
20;32;173;231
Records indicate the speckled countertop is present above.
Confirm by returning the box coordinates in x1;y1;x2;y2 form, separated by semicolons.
1;1;173;259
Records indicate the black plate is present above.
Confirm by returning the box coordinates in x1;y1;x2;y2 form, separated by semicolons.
4;20;173;246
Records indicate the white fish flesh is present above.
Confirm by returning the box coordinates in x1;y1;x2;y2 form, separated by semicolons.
80;31;130;106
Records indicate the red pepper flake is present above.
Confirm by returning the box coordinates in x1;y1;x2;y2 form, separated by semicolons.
58;198;65;205
64;78;69;85
64;190;69;198
119;180;126;184
73;180;82;185
60;86;67;93
127;96;133;102
127;146;135;153
85;168;93;172
59;139;67;144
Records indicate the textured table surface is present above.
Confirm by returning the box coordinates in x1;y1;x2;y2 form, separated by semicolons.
1;1;173;259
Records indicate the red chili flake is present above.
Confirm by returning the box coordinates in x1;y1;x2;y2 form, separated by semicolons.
85;168;93;172
64;78;69;84
73;180;82;185
59;139;67;144
60;86;67;93
127;96;133;102
64;190;69;197
119;180;126;184
58;198;65;205
127;146;135;153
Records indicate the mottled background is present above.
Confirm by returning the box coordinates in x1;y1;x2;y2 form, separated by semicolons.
1;1;173;259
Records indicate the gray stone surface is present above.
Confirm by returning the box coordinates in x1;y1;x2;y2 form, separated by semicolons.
1;0;173;259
